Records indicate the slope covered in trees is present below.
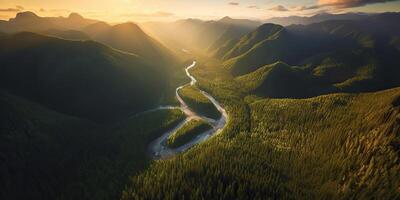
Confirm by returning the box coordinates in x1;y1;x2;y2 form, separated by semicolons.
0;88;186;199
0;32;173;122
1;9;400;200
123;58;400;199
179;85;221;119
212;13;400;98
167;119;212;148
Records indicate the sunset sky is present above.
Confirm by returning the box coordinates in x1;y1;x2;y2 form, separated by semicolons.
1;0;400;22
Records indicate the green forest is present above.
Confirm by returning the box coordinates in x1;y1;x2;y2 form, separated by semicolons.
0;9;399;200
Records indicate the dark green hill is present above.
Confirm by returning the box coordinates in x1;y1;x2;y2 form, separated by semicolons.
217;13;400;97
222;23;358;76
209;24;257;58
0;32;168;122
237;62;335;98
221;23;284;60
0;89;185;200
236;48;400;98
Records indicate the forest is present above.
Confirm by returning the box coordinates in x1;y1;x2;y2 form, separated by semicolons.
0;7;399;200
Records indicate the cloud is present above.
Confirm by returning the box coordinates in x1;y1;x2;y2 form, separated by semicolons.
269;5;289;11
228;2;240;6
0;6;24;12
291;0;398;12
318;0;399;8
292;5;321;11
248;5;260;9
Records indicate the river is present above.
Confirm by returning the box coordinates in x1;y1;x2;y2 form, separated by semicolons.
148;61;228;159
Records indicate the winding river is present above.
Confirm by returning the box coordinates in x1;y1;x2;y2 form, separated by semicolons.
148;61;228;159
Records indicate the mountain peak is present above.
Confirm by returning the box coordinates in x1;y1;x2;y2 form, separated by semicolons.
220;16;233;22
15;11;39;20
258;23;283;31
68;13;84;20
114;22;141;30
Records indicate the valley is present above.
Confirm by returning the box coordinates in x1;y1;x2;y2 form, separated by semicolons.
0;7;399;200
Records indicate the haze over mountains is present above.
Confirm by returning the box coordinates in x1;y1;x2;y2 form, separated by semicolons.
141;16;262;51
0;10;399;200
0;11;178;65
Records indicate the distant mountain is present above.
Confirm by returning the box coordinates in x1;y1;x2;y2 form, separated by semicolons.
141;16;261;51
217;12;400;98
0;12;99;33
84;22;177;64
82;21;112;37
0;32;170;122
0;11;178;66
218;16;261;29
266;12;370;26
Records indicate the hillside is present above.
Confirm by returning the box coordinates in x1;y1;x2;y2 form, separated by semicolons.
123;58;400;199
1;6;400;200
237;62;334;98
0;89;185;199
209;23;269;58
178;85;221;119
216;13;400;97
84;22;178;65
0;32;169;122
220;23;285;61
0;31;186;200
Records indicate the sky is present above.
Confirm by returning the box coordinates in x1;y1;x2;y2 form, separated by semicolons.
0;0;399;22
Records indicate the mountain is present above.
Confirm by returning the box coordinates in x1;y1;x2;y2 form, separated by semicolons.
209;23;259;57
0;30;185;199
84;22;177;65
215;13;400;97
0;12;99;33
237;61;335;98
82;21;112;37
266;12;370;26
221;23;285;61
0;12;179;67
0;32;170;122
